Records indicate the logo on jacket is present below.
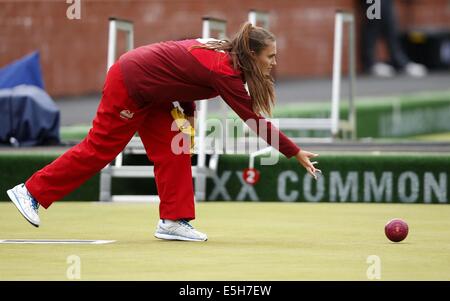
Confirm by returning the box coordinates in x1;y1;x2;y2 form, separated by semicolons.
120;109;134;120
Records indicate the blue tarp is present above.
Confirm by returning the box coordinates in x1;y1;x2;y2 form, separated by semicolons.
0;51;45;89
0;51;60;146
0;85;60;146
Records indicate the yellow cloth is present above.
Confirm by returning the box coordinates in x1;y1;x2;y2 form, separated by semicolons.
170;106;195;155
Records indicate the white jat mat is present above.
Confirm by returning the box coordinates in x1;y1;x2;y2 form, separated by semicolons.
0;239;116;244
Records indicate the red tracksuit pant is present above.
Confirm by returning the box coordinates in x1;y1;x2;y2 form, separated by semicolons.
25;63;195;220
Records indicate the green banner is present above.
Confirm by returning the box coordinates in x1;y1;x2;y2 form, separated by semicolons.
206;154;450;203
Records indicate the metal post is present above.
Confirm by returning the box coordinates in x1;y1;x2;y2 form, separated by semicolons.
106;17;134;70
331;11;356;140
195;17;227;201
248;9;270;28
99;169;112;202
331;12;343;139
100;17;134;202
107;20;117;70
348;15;357;140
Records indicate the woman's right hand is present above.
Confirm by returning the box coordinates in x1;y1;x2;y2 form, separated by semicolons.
295;150;322;180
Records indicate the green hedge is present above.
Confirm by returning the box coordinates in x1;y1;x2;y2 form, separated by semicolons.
205;153;450;203
1;152;449;203
60;91;450;141
0;153;99;202
215;90;450;138
0;153;159;202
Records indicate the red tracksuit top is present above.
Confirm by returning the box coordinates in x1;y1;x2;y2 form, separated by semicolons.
118;39;300;158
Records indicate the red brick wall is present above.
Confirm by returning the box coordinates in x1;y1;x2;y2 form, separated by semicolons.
0;0;449;97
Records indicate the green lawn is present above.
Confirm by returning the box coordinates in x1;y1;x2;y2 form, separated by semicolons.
409;131;450;142
1;202;449;280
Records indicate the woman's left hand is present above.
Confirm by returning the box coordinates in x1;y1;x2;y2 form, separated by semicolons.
294;150;322;180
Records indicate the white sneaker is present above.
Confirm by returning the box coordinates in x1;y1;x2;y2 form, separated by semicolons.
154;219;207;242
404;62;427;78
370;62;396;78
7;183;40;227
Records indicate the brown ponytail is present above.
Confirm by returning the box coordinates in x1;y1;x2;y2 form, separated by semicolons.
192;22;276;116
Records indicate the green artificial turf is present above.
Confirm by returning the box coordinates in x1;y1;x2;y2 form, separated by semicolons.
1;202;449;280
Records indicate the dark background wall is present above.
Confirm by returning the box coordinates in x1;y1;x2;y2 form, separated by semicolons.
1;0;449;97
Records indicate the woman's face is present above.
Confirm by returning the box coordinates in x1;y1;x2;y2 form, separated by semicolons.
255;40;277;76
